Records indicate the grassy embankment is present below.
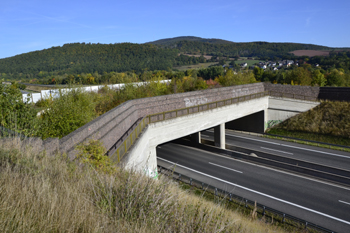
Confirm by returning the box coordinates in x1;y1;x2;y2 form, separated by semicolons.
0;140;291;233
267;101;350;149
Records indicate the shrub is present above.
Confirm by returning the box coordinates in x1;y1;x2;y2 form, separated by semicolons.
37;88;96;139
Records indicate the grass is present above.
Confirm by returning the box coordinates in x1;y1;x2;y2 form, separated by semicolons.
173;62;219;71
174;59;263;71
267;128;350;149
0;139;289;233
236;59;264;67
267;100;350;148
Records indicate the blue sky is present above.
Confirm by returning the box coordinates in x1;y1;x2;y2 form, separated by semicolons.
1;0;349;59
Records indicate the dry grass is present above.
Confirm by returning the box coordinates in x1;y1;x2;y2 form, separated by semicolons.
273;100;350;139
0;139;288;233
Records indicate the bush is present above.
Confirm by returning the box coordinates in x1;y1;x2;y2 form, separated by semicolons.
76;139;116;174
37;88;96;139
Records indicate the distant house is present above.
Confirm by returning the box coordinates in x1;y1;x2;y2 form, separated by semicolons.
273;67;278;71
240;62;248;68
315;64;319;67
261;65;267;69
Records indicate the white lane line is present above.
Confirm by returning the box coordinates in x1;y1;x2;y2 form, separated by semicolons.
158;157;350;226
209;162;243;173
227;134;350;159
339;200;350;206
261;147;293;155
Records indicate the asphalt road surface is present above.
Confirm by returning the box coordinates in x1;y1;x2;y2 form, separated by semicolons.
201;130;350;172
157;142;350;233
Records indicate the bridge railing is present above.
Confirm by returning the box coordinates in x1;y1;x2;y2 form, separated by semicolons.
110;90;318;163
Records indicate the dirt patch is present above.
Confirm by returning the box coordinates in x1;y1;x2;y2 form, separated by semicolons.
289;50;330;57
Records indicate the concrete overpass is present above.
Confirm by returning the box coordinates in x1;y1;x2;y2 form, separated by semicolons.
121;93;319;175
27;82;346;173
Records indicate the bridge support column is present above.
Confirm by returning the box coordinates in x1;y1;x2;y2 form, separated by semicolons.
214;123;225;149
191;132;201;144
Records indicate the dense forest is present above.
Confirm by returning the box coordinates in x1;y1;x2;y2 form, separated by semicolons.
148;36;331;58
0;36;343;80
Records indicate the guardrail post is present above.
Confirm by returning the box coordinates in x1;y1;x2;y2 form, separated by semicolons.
190;178;192;185
282;213;285;223
245;199;248;208
229;193;232;201
305;222;308;229
262;206;265;216
201;183;204;189
215;188;217;196
178;174;181;181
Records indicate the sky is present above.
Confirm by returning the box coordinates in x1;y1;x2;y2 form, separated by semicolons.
1;0;350;59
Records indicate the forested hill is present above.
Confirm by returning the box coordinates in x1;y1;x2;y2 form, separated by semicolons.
0;37;337;80
148;37;331;58
0;43;177;78
147;36;234;46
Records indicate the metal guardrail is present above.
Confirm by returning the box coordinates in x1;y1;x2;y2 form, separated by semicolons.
110;90;320;163
158;165;335;233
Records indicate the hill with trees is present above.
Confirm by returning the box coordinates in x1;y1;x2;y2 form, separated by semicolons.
0;36;346;81
147;36;332;59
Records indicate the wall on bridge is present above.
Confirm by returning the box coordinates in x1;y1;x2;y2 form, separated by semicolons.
264;83;350;102
123;97;269;172
318;87;350;101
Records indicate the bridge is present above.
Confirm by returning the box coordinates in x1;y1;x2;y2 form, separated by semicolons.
56;82;324;172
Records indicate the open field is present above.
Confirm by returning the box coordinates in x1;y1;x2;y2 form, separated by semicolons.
173;62;219;71
290;50;330;57
174;59;263;71
236;59;263;66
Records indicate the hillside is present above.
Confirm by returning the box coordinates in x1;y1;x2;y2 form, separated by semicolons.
147;36;234;46
0;43;178;78
268;101;350;146
0;140;287;233
0;36;342;80
148;37;331;58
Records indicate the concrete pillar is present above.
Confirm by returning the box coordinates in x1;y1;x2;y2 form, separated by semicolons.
190;132;201;144
214;123;225;149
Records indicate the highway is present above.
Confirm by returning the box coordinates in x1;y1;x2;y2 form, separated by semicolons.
202;130;350;172
157;141;350;233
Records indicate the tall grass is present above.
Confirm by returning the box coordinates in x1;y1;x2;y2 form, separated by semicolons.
268;100;350;146
0;140;286;233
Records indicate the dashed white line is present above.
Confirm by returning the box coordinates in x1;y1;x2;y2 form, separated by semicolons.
209;162;243;173
261;147;293;155
226;133;350;159
158;157;350;226
339;200;350;206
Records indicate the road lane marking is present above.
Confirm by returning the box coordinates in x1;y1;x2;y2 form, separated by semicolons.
226;134;350;159
158;157;350;226
339;200;350;206
260;147;293;155
209;162;243;173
